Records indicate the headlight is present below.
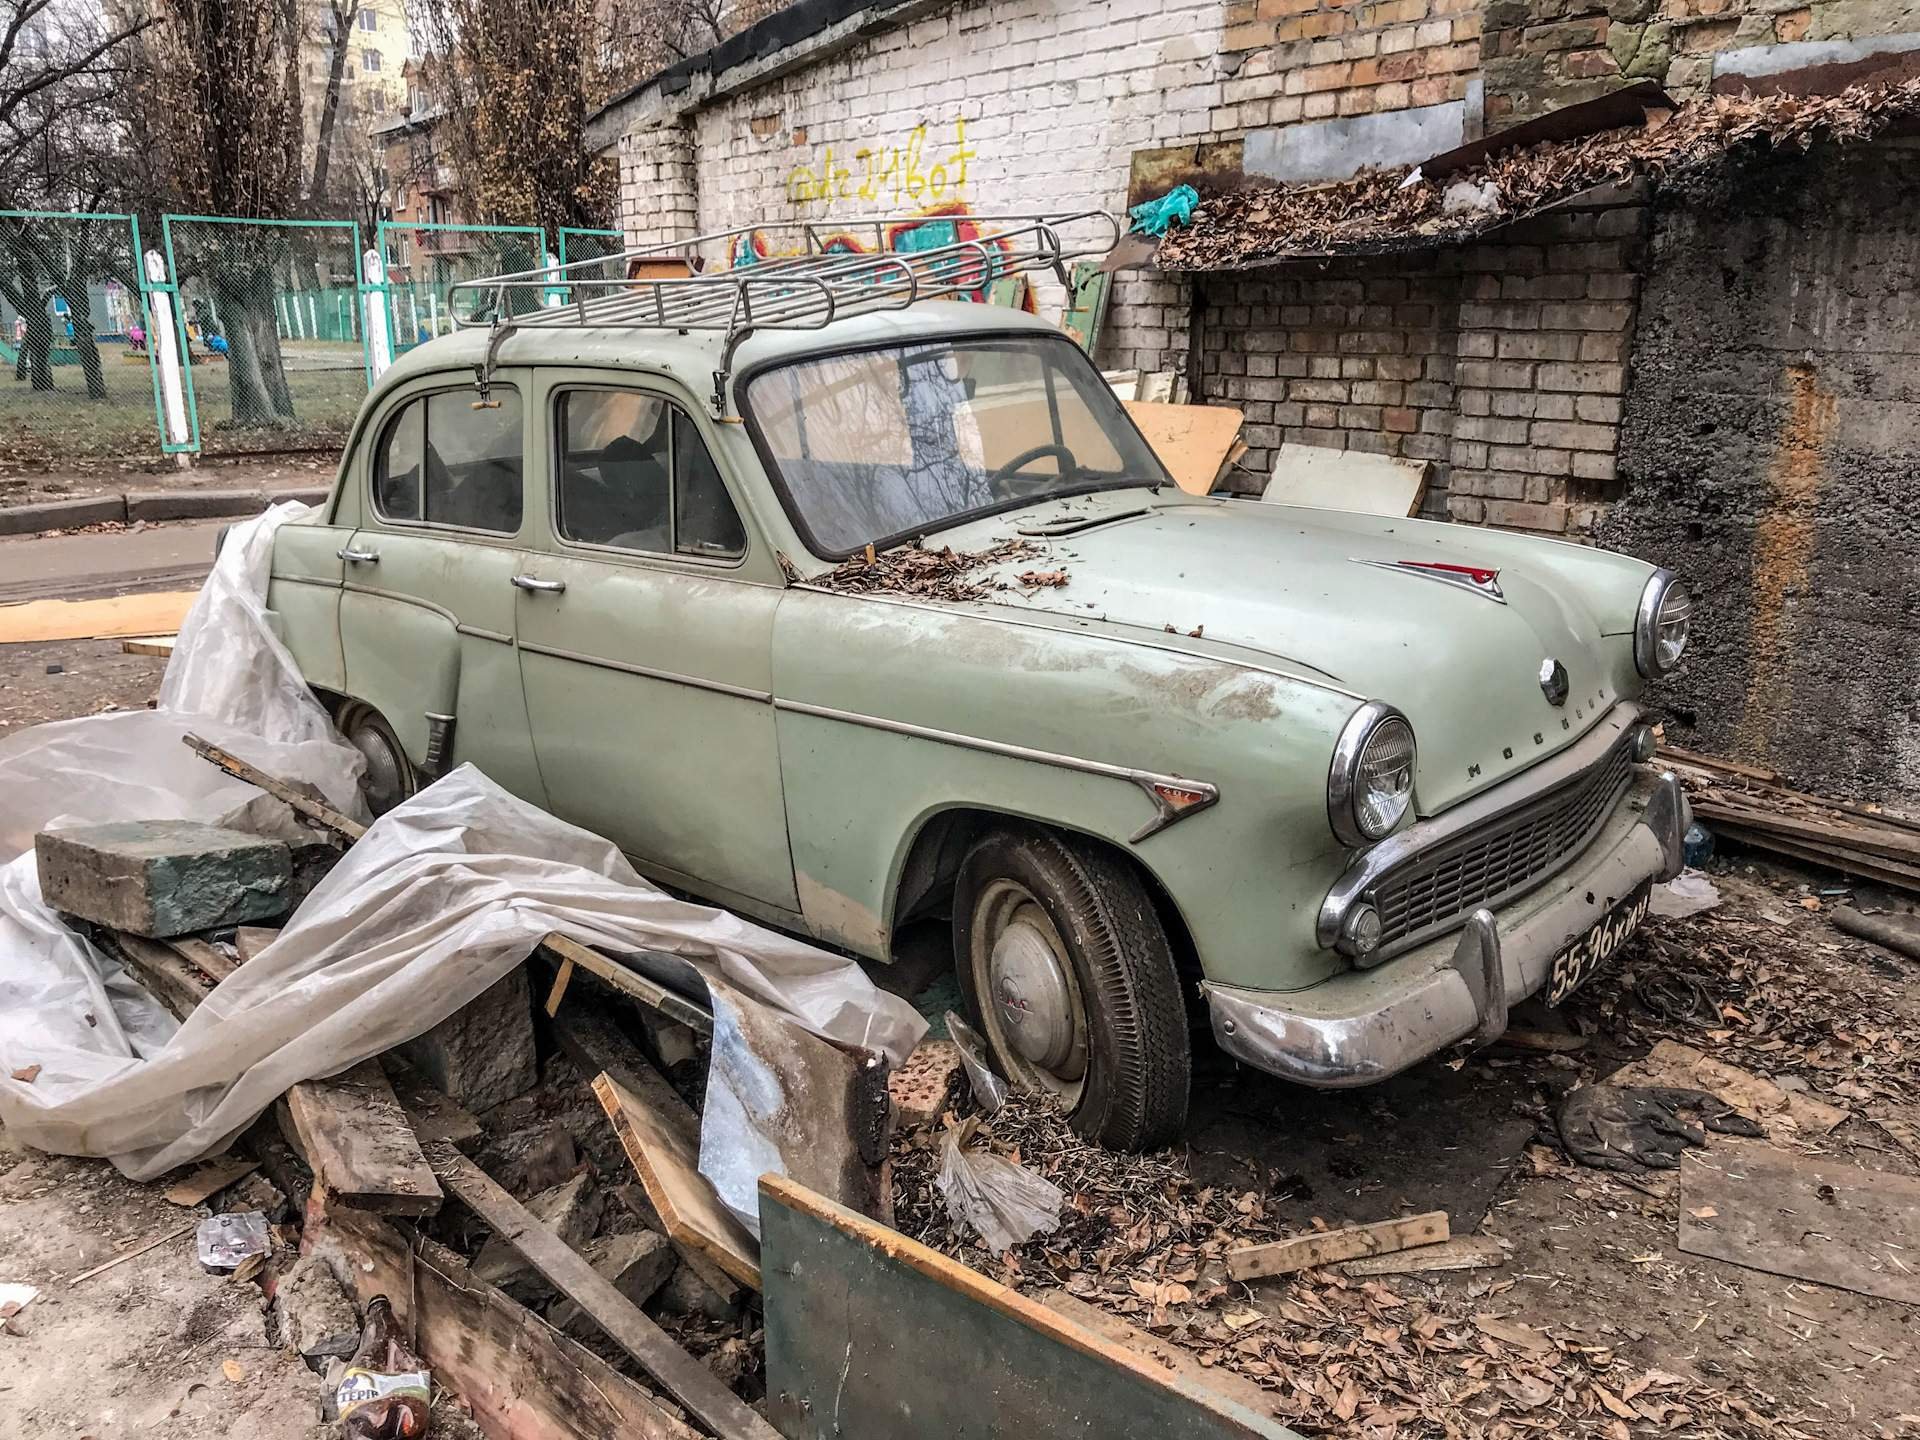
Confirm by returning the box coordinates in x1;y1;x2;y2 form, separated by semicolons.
1328;702;1416;849
1634;569;1692;678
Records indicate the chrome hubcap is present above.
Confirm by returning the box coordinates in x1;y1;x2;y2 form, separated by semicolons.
971;879;1088;1101
344;711;407;814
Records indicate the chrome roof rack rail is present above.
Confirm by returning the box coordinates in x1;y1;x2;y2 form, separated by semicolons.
445;211;1120;415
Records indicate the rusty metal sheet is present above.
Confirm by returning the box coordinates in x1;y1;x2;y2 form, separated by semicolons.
1422;80;1673;178
759;1173;1303;1440
1127;139;1247;208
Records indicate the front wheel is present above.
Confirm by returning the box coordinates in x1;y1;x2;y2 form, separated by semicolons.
954;826;1190;1150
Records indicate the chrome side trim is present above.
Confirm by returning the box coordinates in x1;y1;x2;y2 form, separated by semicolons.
1317;703;1643;949
270;573;342;591
455;623;514;645
773;698;1220;844
518;639;773;704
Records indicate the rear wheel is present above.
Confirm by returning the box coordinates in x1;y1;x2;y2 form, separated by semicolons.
334;701;415;816
954;826;1189;1150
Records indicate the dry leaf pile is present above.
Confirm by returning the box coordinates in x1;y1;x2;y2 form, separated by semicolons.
803;538;1044;602
1158;77;1920;271
890;1100;1804;1437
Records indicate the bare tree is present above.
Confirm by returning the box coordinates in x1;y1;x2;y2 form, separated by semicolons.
307;0;362;209
131;0;306;426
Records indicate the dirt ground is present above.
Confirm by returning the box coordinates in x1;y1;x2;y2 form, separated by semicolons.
1;644;1916;1438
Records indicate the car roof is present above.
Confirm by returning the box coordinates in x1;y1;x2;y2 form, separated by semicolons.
375;299;1068;397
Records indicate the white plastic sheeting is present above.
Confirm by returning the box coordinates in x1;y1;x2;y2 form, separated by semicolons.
0;505;925;1192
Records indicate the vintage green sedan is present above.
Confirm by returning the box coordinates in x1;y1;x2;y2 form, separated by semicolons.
269;293;1692;1149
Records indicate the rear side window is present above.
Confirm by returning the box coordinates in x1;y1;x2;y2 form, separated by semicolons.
555;389;746;560
373;388;524;534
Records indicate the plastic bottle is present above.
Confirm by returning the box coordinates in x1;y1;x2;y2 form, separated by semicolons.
336;1296;431;1438
1683;820;1714;868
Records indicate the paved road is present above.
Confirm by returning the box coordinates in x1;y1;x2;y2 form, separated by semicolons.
0;518;227;602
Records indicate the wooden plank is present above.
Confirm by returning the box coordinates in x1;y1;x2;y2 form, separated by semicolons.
1691;799;1920;865
161;934;237;982
1337;1236;1507;1277
282;1060;443;1216
120;634;177;657
1697;817;1920;892
591;1070;762;1291
317;1199;702;1440
1121;400;1244;496
1262;441;1429;517
1226;1211;1450;1281
424;1142;779;1440
0;590;198;646
108;932;216;1020
1831;905;1920;962
162;1155;260;1207
1658;745;1780;783
380;1056;484;1151
760;1173;1299;1440
182;733;366;841
1678;1144;1920;1304
541;933;713;1035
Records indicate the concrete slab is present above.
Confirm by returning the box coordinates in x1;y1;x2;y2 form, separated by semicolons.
35;819;293;938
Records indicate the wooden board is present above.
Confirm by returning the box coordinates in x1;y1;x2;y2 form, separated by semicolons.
1039;1291;1286;1423
381;1056;484;1150
425;1144;778;1440
0;590;198;645
317;1199;702;1440
592;1070;762;1291
162;1155;260;1207
1227;1211;1449;1281
1610;1039;1847;1139
120;634;176;657
1262;441;1429;517
1060;261;1111;354
759;1173;1299;1440
1338;1236;1507;1277
281;1059;443;1216
1678;1144;1920;1305
1702;816;1920;893
1122;401;1245;495
108;932;215;1020
1691;799;1920;866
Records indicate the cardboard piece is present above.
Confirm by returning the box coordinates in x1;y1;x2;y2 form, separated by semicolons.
1122;401;1246;495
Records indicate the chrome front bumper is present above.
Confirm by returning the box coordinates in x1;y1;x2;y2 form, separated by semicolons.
1203;767;1688;1089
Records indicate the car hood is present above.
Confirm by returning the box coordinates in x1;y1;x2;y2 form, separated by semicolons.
948;491;1655;812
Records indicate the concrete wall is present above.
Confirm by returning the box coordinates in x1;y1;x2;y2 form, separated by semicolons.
1599;142;1920;798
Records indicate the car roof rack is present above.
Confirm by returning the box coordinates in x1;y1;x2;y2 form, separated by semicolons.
446;210;1120;416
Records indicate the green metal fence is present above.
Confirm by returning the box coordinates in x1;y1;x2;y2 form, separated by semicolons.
557;226;625;275
377;221;545;354
162;216;368;456
0;211;166;462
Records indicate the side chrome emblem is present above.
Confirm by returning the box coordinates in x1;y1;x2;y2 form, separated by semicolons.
1539;657;1570;707
1356;558;1506;603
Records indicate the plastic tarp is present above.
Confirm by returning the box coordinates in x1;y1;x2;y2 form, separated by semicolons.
0;506;926;1199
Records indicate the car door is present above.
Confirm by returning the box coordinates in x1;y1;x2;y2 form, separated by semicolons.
267;483;353;694
337;370;546;805
513;374;798;916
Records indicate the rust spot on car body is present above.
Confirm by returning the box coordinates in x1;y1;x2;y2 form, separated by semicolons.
1739;362;1835;760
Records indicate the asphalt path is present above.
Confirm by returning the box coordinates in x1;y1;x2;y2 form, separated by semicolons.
0;518;227;603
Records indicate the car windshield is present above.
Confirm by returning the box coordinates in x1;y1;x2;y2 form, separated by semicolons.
743;334;1170;556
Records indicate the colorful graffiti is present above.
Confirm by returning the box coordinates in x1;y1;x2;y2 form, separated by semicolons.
784;119;977;210
726;202;1036;310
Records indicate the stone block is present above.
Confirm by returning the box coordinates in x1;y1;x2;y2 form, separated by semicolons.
35;820;293;938
125;488;267;522
273;1253;361;1372
474;1171;605;1304
0;495;125;536
549;1230;677;1335
399;967;536;1112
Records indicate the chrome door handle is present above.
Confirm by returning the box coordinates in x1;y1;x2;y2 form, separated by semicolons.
511;574;566;594
337;546;379;564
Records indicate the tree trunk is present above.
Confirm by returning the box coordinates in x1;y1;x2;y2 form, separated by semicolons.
55;276;107;401
212;274;297;426
23;304;54;392
308;0;360;210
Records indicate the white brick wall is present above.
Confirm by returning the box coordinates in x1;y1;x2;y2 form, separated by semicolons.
616;0;1228;372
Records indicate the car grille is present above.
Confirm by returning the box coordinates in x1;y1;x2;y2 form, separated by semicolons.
1369;737;1636;955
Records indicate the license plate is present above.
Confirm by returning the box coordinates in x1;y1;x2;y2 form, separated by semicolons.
1545;881;1652;1005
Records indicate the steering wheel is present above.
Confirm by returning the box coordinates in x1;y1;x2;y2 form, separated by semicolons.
988;442;1079;500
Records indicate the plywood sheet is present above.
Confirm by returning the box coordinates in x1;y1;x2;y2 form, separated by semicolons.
1123;401;1245;495
1678;1144;1920;1304
592;1071;762;1290
1262;442;1428;517
0;591;197;645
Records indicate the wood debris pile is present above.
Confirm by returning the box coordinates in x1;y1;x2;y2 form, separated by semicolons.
890;1100;1804;1437
802;538;1044;602
1158;77;1920;271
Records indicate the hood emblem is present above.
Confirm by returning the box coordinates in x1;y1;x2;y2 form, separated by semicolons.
1357;558;1506;604
1539;657;1570;707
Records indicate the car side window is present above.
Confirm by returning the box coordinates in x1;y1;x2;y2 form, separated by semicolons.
555;389;746;561
372;387;523;534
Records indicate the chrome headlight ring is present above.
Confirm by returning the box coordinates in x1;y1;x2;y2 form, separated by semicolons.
1634;568;1693;679
1328;701;1417;851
